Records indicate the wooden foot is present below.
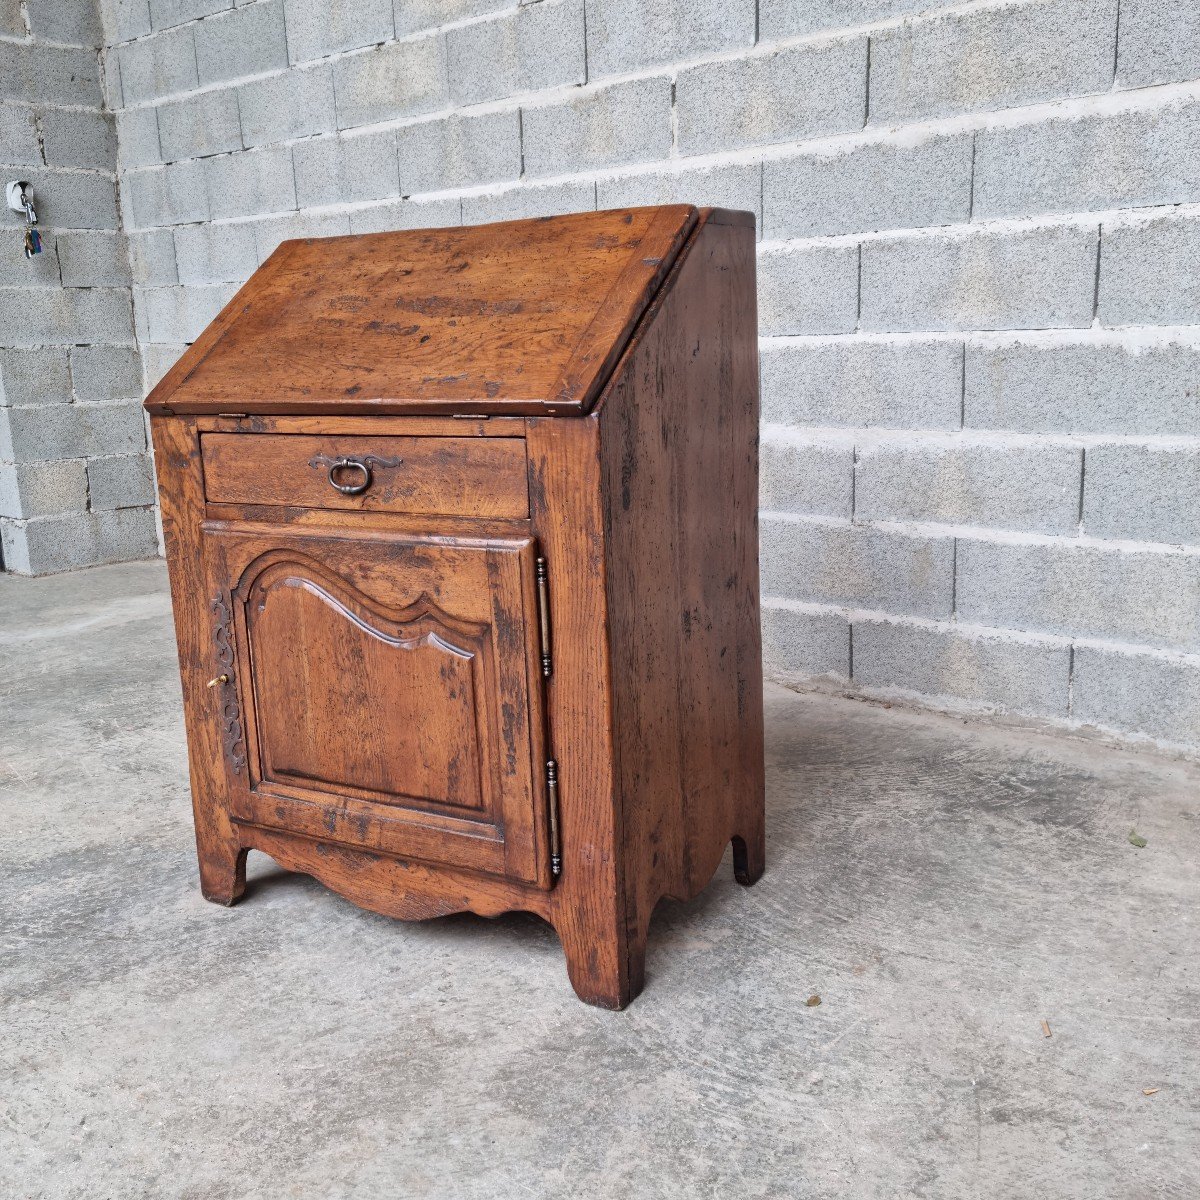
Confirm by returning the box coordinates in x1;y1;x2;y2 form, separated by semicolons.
732;828;765;886
554;910;649;1010
197;834;248;906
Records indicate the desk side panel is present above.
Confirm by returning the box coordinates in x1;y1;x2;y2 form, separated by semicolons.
597;212;766;952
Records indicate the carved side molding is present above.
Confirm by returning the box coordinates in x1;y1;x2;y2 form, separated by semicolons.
212;595;247;775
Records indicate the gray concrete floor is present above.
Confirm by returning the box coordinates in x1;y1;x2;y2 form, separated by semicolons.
1;560;1198;1200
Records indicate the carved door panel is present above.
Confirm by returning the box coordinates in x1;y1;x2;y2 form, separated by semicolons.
202;523;551;888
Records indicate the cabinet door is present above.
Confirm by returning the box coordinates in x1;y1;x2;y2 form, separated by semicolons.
202;523;552;888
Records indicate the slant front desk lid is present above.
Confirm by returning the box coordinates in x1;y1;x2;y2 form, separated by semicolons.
145;205;704;418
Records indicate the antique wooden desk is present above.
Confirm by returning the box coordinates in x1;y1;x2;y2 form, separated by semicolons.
147;204;765;1008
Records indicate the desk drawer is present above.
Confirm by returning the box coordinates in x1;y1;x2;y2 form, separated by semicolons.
201;433;529;518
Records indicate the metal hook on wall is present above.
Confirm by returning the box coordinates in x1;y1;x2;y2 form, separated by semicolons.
5;180;43;258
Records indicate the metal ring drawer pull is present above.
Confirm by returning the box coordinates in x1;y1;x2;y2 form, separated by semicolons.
328;457;371;494
309;454;403;496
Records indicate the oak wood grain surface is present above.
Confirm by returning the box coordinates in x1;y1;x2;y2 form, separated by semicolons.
201;432;529;518
146;206;698;418
596;211;766;985
204;523;549;887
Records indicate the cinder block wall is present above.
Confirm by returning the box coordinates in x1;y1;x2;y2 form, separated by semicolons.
0;0;157;574
21;0;1198;753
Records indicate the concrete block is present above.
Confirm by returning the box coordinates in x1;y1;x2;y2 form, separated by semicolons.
6;165;119;229
393;0;511;37
974;97;1200;220
251;211;350;260
957;538;1200;652
128;160;209;226
463;181;594;226
758;244;859;337
760;515;954;618
53;169;119;232
141;284;232;343
128;227;178;286
102;142;144;207
284;0;394;63
0;506;159;574
853;619;1070;717
39;105;114;172
205;146;295;219
150;0;231;30
523;77;672;178
293;130;399;209
195;0;288;85
2;288;135;347
761;601;850;682
173;219;259;285
141;342;188;389
0;235;61;287
104;50;124;111
585;0;754;77
596;161;760;229
1117;0;1200;88
134;289;151;343
156;88;243;161
239;64;335;146
871;0;1116;125
332;37;447;130
677;37;866;156
0;460;89;520
0;42;102;108
397;111;521;195
856;438;1082;534
0;103;40;167
56;231;133;288
0;348;73;407
87;454;157;509
23;0;104;44
0;400;146;463
1084;446;1200;545
349;196;462;235
447;0;584;106
861;224;1098;334
1099;214;1200;327
966;333;1200;436
40;107;117;172
759;337;962;429
764;132;972;239
70;346;143;401
0;0;25;35
759;433;854;518
117;25;197;104
99;0;153;41
759;0;931;40
1073;645;1200;749
115;107;162;169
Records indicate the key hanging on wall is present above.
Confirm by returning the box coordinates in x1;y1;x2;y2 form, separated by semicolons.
5;180;42;257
